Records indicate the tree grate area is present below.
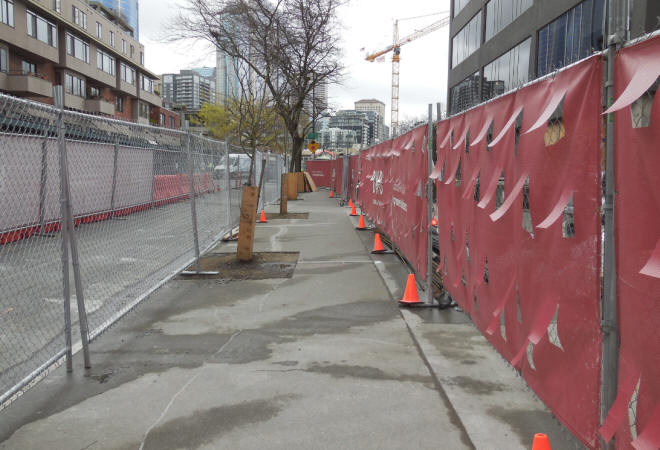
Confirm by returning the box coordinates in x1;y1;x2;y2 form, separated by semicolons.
178;252;299;280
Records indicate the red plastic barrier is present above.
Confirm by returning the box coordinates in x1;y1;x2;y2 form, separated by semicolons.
434;56;603;447
358;126;429;280
305;160;333;187
599;34;660;450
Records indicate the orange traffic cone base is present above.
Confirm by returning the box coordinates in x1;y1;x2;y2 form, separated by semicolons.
372;233;387;253
399;274;423;306
356;214;367;230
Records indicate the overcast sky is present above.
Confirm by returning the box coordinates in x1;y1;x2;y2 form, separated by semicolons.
139;0;451;124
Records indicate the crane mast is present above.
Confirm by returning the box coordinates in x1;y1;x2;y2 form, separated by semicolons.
365;14;449;137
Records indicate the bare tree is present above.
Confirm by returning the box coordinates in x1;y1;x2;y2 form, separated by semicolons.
173;0;345;172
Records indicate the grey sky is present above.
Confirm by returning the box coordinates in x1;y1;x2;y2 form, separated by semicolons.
139;0;451;124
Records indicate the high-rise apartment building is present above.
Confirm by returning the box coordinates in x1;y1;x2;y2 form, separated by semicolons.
0;0;168;124
93;0;138;40
355;98;386;142
161;69;216;120
215;48;239;104
448;0;660;115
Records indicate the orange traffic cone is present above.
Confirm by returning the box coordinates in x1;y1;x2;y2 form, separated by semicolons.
372;233;387;253
257;209;267;223
531;434;551;450
329;190;334;198
356;214;367;230
350;204;358;216
348;198;354;208
399;274;423;305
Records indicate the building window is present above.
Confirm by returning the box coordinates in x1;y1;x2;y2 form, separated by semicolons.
169;116;175;128
130;44;134;58
453;0;470;17
21;60;36;75
96;50;115;75
89;86;99;98
115;96;124;112
27;11;57;47
0;47;7;72
159;113;165;126
1;0;13;26
72;6;86;29
483;38;531;101
140;74;154;93
140;51;144;65
53;0;60;13
122;39;126;53
537;0;606;77
138;101;149;118
120;63;135;84
65;73;85;97
452;11;482;68
110;30;114;47
485;0;533;41
96;21;102;38
449;72;480;116
66;33;90;62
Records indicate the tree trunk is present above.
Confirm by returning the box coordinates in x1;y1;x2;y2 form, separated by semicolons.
289;134;304;172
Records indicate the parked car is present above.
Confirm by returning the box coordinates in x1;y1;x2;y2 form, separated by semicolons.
214;154;252;182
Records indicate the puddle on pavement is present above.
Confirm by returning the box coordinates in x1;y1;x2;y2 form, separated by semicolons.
177;252;299;280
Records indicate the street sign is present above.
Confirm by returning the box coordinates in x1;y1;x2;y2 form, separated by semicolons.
307;132;317;140
308;140;319;153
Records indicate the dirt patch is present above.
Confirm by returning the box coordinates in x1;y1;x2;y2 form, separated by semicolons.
265;212;309;220
178;252;299;280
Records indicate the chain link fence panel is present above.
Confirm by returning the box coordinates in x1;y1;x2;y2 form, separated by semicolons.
0;93;237;407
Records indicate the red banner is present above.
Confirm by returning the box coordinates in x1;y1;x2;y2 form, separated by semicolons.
434;56;603;447
358;125;429;279
330;158;343;196
599;34;660;450
305;160;333;188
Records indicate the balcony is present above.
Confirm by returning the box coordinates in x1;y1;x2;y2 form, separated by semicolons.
139;89;162;107
85;98;115;115
5;72;53;98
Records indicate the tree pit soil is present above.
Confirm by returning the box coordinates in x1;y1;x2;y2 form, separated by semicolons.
264;213;309;220
178;252;299;280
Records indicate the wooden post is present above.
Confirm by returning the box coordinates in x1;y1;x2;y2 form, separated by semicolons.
280;173;288;215
296;172;305;193
287;173;298;200
237;185;259;261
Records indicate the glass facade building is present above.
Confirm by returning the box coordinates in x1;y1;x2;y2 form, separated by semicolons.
448;0;610;116
485;0;533;41
96;0;139;40
452;12;482;68
537;0;606;77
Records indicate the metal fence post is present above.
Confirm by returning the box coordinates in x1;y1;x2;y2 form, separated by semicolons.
601;1;624;446
109;136;119;218
54;87;73;373
426;104;434;305
37;138;52;236
55;86;91;370
224;138;233;228
186;122;201;273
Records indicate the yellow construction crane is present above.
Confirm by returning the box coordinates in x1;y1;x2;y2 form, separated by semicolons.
365;12;450;137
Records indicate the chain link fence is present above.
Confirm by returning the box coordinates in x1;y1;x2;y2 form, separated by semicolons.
0;91;285;407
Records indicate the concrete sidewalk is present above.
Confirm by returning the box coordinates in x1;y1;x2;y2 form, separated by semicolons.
0;191;583;449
